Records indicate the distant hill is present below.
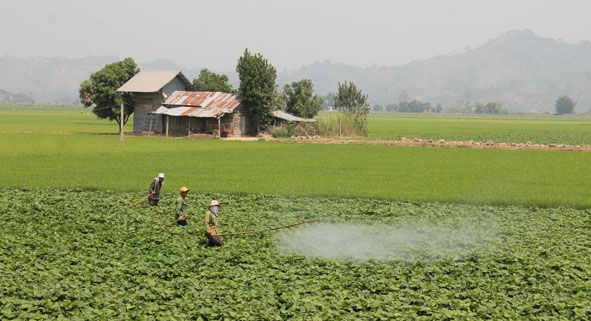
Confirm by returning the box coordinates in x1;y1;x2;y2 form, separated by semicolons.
278;30;591;113
2;29;591;112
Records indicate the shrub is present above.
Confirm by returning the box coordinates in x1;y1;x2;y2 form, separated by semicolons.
315;113;365;138
271;126;290;138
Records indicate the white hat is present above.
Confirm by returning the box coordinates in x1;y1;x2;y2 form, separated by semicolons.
158;173;165;178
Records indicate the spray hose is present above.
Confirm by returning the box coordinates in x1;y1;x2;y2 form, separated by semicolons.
177;218;321;240
218;219;321;237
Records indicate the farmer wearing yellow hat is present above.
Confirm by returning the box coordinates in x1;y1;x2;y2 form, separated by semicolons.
174;186;190;226
205;200;223;246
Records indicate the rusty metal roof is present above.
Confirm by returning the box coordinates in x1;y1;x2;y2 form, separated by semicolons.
151;91;243;118
273;110;316;122
117;70;194;93
151;106;224;118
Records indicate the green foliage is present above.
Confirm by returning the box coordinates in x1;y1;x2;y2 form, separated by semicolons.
236;49;278;133
315;113;365;138
294;122;317;137
320;92;336;110
192;68;235;93
333;81;370;136
555;95;576;115
334;81;370;115
1;187;591;319
271;121;298;138
389;99;432;113
271;126;290;138
0;89;33;104
78;58;139;130
282;79;322;118
398;90;410;105
471;101;505;114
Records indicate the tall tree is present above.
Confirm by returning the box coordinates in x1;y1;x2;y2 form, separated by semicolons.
236;49;278;133
79;58;139;132
398;90;410;105
320;92;336;110
484;101;503;114
555;95;576;115
333;81;370;115
282;79;323;119
398;90;410;112
192;68;235;92
333;81;370;136
463;89;472;111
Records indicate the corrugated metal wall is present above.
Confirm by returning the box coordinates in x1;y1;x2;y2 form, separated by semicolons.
166;116;206;136
162;104;253;137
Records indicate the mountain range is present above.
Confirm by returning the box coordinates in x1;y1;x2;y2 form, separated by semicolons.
1;29;590;112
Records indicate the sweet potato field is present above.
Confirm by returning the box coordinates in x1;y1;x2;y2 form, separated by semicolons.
2;188;590;320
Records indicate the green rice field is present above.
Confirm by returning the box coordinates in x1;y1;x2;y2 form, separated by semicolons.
366;112;591;145
2;106;591;208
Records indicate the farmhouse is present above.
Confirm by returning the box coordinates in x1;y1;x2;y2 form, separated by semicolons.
118;70;254;137
117;70;194;133
151;91;254;137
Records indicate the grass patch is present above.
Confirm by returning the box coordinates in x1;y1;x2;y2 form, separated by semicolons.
2;133;591;208
3;106;591;208
366;112;591;145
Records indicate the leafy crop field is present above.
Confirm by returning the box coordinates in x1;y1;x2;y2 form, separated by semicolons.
1;188;590;320
2;106;591;319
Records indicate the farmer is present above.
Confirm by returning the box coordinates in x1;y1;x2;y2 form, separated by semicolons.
148;173;165;206
205;200;223;246
174;186;189;226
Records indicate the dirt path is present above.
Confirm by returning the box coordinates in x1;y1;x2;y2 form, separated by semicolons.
225;135;591;152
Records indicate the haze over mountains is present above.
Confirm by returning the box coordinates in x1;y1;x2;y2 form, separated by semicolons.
1;29;590;112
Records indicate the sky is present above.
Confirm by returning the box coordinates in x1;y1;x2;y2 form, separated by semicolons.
2;0;591;72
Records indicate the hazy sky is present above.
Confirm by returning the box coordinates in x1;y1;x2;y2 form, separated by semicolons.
2;0;590;71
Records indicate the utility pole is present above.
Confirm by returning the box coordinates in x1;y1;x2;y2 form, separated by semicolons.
120;101;124;146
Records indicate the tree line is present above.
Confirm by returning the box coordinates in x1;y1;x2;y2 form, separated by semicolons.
78;53;579;137
0;89;34;104
371;89;577;116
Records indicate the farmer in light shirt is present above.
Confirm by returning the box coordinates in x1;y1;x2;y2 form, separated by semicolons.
205;200;223;246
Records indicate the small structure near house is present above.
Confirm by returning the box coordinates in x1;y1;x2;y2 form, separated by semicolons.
117;70;194;133
271;110;317;137
272;110;316;126
151;91;254;137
